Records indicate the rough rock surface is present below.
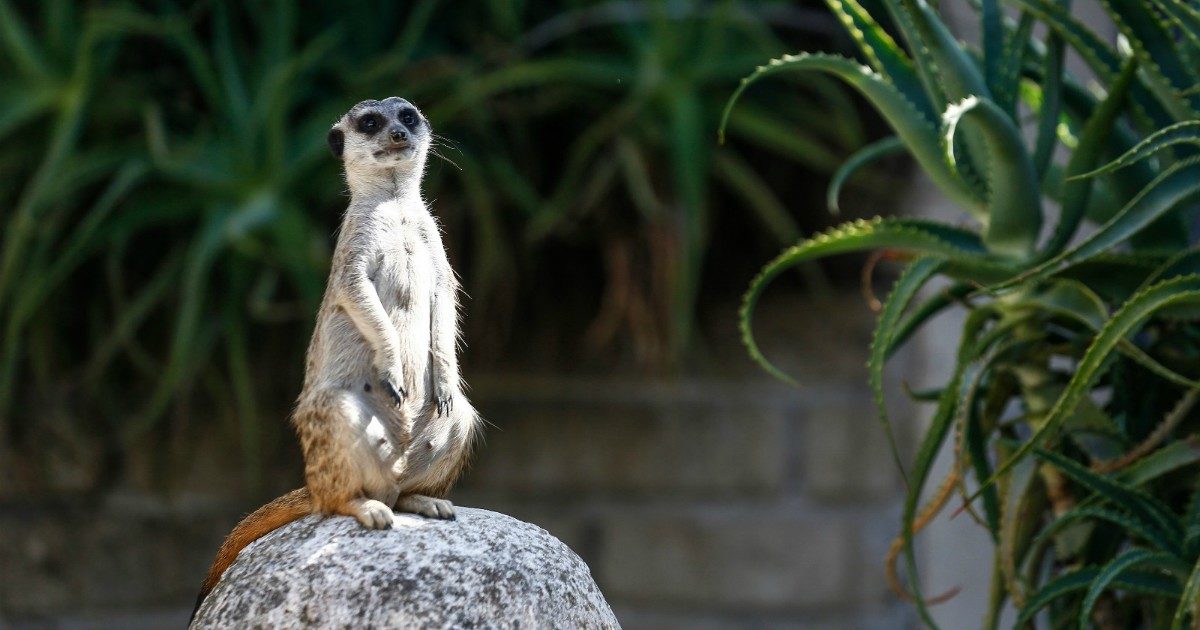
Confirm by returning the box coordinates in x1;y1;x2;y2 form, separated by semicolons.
191;507;618;629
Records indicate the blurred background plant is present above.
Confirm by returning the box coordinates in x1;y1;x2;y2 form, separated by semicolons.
727;0;1200;624
0;1;895;488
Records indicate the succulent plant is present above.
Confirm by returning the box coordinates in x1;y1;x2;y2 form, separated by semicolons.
726;0;1200;625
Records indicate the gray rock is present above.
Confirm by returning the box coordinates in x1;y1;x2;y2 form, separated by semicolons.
191;507;618;629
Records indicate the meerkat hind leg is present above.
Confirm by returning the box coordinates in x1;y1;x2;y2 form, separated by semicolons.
299;389;399;530
394;494;455;520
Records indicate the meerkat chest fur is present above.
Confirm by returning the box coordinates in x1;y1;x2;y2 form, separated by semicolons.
361;199;440;314
333;198;446;398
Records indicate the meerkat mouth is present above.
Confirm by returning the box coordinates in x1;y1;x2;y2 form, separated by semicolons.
374;146;414;159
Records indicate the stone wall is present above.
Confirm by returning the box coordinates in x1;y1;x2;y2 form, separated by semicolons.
0;294;919;628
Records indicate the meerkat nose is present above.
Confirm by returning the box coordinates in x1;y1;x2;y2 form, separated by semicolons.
389;128;407;144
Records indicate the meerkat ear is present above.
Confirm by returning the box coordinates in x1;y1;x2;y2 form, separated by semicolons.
327;128;345;158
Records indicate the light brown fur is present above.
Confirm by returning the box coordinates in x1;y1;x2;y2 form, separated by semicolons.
192;97;480;621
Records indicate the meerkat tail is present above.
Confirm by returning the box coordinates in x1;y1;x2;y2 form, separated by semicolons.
191;488;312;622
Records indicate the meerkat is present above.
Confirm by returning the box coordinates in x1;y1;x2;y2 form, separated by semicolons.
192;97;480;619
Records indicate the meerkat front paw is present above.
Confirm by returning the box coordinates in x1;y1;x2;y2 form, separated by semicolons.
394;494;456;520
351;498;396;529
375;364;407;408
433;381;453;417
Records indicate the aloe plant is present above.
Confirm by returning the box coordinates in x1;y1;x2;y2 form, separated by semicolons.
725;0;1200;626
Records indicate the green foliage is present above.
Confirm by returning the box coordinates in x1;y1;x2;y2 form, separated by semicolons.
728;0;1200;625
0;2;865;482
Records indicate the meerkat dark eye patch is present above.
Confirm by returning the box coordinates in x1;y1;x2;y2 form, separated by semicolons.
399;109;419;128
357;113;382;135
327;128;344;158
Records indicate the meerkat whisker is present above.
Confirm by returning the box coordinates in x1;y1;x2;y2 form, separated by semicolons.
430;148;463;171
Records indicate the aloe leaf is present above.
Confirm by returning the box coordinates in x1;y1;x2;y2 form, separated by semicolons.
1074;121;1200;180
1019;565;1181;626
886;283;974;360
1043;57;1138;258
713;152;799;243
874;0;945;112
999;448;1043;606
211;2;251;134
1122;439;1200;486
127;198;277;439
901;308;993;629
992;156;1200;292
1051;70;1160;221
1030;48;1064;178
1051;254;1163;304
974;276;1200;502
0;86;56;141
1020;279;1108;329
98;8;222;114
0;0;49;78
822;0;935;122
870;256;946;481
1059;159;1200;266
433;58;632;122
1003;0;1174;128
666;89;707;356
1099;0;1200;111
1112;570;1183;597
981;0;1004;100
887;0;995;188
721;53;982;213
1020;280;1200;388
3;162;147;341
966;354;1017;538
996;12;1035;114
942;96;1042;259
1080;549;1186;628
1031;505;1178;564
741;217;993;383
1149;0;1200;61
726;105;844;172
225;290;260;487
1016;567;1099;626
827;135;904;214
1174;558;1200;630
1002;0;1117;79
84;251;181;382
897;0;993;102
1142;246;1200;314
1035;449;1183;552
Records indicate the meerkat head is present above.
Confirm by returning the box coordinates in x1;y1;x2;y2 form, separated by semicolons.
327;97;430;184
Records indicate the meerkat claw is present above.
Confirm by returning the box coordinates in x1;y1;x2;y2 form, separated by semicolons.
382;379;406;406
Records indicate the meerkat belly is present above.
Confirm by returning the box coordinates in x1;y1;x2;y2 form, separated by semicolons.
375;228;435;398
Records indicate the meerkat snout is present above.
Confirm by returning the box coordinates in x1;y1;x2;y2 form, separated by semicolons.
327;96;429;169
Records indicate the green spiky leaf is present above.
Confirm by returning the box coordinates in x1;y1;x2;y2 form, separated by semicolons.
942;96;1043;259
1074;121;1200;180
721;53;983;212
740;217;1003;384
827;135;905;215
